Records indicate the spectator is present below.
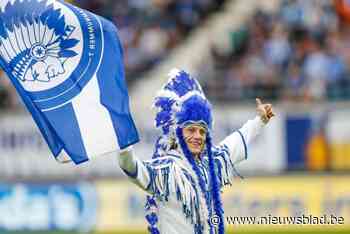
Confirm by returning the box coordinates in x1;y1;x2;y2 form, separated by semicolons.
75;0;225;83
202;0;350;102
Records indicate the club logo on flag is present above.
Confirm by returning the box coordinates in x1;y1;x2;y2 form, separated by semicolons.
0;2;80;84
0;0;103;110
0;0;139;164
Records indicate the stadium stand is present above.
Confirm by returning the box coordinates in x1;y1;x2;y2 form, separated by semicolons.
201;0;350;102
74;0;225;82
2;0;350;110
0;2;350;233
0;0;349;180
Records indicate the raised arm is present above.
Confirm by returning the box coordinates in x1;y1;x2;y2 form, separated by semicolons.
220;116;265;165
212;98;274;188
220;98;274;164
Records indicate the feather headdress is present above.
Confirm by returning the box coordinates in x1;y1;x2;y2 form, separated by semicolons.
153;68;212;157
146;68;224;234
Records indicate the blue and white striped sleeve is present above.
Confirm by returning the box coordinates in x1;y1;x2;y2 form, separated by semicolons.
118;148;152;191
220;116;265;165
118;149;174;197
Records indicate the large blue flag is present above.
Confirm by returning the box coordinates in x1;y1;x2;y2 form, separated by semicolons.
0;0;139;164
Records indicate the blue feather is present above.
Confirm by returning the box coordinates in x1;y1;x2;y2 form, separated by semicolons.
145;213;158;225
155;110;172;127
60;39;79;50
206;134;225;234
155;97;175;110
145;194;160;233
154;69;207;137
0;0;71;42
176;95;212;129
165;71;200;97
58;50;78;58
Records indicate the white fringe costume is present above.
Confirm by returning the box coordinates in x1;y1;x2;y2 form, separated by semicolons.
118;69;266;234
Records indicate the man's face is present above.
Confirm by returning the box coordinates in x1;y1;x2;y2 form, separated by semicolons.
182;124;207;157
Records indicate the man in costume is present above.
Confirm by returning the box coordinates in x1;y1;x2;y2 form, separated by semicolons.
118;68;274;234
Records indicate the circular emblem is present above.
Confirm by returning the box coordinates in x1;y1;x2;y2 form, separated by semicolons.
31;44;48;61
0;0;103;110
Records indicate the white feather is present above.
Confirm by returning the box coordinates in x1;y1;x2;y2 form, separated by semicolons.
7;30;20;56
0;41;10;62
167;68;181;79
2;37;16;60
22;24;33;49
13;24;25;52
27;22;36;46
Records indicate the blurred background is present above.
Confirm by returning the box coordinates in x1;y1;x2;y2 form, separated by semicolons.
0;0;350;233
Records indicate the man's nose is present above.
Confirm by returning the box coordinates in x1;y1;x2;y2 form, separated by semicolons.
193;130;202;139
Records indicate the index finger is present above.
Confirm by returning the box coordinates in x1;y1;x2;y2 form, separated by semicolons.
256;98;263;106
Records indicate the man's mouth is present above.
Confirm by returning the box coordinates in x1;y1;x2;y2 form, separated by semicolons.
190;142;202;148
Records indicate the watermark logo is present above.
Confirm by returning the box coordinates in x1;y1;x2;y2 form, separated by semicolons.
210;214;345;226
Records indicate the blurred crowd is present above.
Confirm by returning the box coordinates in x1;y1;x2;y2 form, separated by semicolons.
201;0;350;102
75;0;224;81
2;0;350;109
0;70;18;109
